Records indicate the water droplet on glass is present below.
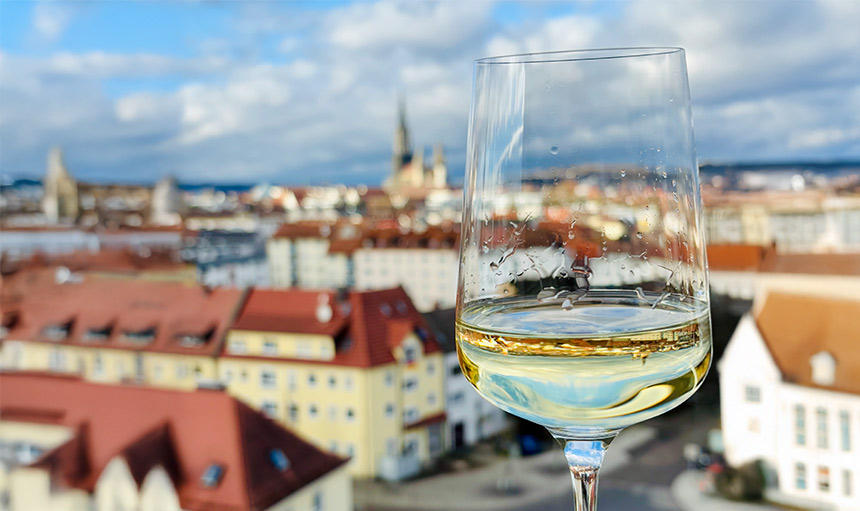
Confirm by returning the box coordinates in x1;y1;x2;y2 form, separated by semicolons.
661;171;668;178
561;298;574;310
537;288;557;301
489;261;499;271
481;245;489;254
673;192;679;202
568;232;576;239
635;232;643;239
620;169;627;177
620;263;626;270
503;288;509;295
671;179;676;187
656;148;661;153
669;97;674;103
550;146;559;155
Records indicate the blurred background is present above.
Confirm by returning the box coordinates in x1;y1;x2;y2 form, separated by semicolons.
0;1;858;511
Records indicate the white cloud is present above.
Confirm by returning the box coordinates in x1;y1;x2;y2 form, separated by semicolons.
32;1;79;43
2;0;859;184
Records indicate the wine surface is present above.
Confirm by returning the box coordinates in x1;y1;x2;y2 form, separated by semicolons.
456;292;711;433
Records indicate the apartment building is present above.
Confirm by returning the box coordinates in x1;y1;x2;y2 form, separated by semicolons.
0;372;351;511
221;287;446;479
0;279;244;390
719;292;860;510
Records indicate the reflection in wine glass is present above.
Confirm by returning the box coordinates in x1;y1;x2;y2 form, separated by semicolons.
456;48;712;510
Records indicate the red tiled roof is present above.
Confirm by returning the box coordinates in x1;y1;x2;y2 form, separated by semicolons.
0;372;347;511
706;244;773;272
3;279;245;356
228;287;442;367
756;292;860;395
405;412;446;430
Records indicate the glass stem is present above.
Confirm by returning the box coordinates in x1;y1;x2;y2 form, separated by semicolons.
554;434;617;511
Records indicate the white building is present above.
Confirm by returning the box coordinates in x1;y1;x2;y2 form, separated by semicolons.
0;228;100;261
422;309;510;450
719;292;860;510
266;222;354;289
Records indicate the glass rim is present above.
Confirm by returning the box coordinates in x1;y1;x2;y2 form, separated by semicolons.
475;47;684;65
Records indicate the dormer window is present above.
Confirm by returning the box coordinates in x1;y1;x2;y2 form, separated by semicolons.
42;320;73;340
395;301;408;315
84;325;112;341
268;449;290;471
810;351;836;386
379;303;392;317
177;327;214;348
403;345;418;364
200;463;224;487
123;327;156;344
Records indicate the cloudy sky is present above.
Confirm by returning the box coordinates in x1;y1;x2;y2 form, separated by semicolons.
1;0;859;185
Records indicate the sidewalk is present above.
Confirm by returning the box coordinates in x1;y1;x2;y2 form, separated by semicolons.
354;426;657;511
670;470;784;511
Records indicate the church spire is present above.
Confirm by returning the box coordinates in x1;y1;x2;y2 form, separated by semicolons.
392;93;413;176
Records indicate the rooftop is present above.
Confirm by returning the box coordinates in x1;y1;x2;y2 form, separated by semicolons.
707;244;860;276
0;372;347;511
756;292;860;395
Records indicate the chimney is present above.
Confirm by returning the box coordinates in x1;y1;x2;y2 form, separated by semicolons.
810;351;836;386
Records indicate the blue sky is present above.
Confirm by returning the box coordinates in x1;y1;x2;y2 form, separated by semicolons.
1;0;859;185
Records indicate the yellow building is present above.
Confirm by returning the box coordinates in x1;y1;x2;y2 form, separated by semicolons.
0;372;351;511
0;278;242;391
0;275;447;479
221;287;446;479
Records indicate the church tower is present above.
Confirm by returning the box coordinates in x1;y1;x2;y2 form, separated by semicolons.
42;147;79;224
431;143;447;188
391;95;413;179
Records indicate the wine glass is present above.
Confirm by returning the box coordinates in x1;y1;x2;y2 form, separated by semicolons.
456;48;711;510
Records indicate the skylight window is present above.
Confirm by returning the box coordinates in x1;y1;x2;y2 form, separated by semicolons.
200;463;224;488
123;327;156;344
268;449;290;471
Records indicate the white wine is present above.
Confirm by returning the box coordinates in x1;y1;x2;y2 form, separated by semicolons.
456;291;711;434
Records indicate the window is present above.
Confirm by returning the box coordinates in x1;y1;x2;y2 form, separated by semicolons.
450;391;465;404
386;403;395;418
287;370;297;390
240;369;248;382
201;464;224;488
744;385;760;403
403;377;418;393
328;374;337;389
403;345;418;364
404;438;418;457
450;364;462;376
94;354;104;377
231;339;246;354
222;368;232;383
346;407;356;421
260;369;276;389
268;449;290;471
296;340;313;358
344;375;353;390
796;463;807;490
312;492;322;511
385;370;394;387
263;340;278;356
818;466;830;492
844;470;852;497
817;408;828;449
795;405;806;446
386;438;397;456
329;441;338;453
346;443;355;458
289;404;299;423
328;405;337;421
262;401;277;418
309;404;318;419
49;349;65;371
403;407;419;424
307;372;317;387
428;393;437;406
426;361;435;375
840;411;851;451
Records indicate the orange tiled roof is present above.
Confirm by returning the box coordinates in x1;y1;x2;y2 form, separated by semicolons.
706;244;773;272
3;279;244;356
756;292;860;395
0;372;347;511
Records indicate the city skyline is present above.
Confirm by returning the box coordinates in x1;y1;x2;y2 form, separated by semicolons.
2;0;859;185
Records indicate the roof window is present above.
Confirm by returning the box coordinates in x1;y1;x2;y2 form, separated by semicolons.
810;351;836;386
42;320;73;341
395;301;408;315
123;327;156;344
200;463;224;488
83;325;112;341
268;449;290;471
379;303;392;317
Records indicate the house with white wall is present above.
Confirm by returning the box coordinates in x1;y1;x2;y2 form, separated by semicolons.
719;292;860;510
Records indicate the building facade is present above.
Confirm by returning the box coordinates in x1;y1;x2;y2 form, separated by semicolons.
221;288;446;479
719;292;860;510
